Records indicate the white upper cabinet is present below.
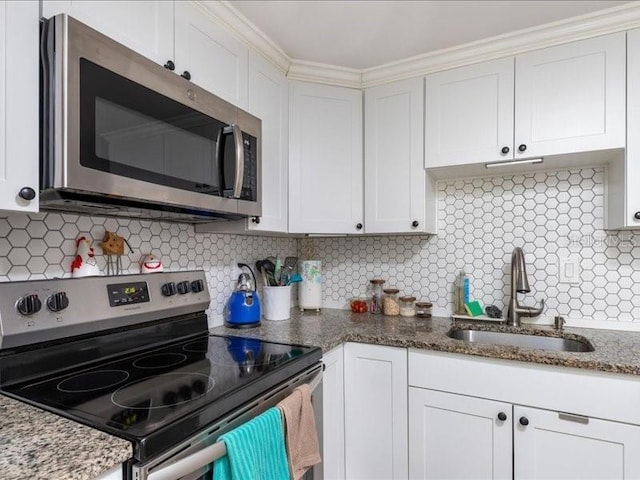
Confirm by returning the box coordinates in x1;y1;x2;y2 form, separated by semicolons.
515;32;625;159
0;1;39;214
425;57;515;168
365;78;434;234
425;33;625;170
174;1;248;109
42;0;174;66
247;52;288;233
289;81;363;234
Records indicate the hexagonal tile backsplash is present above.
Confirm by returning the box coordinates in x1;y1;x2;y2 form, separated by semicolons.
0;213;296;325
0;166;638;327
307;167;639;326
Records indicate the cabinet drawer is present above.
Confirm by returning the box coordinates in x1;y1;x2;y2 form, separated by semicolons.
408;349;640;425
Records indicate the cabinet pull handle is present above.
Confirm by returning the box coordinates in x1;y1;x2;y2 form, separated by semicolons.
164;60;175;71
501;146;510;155
519;416;529;426
356;223;363;231
558;412;589;424
518;144;527;152
411;220;419;228
634;212;640;220
181;71;191;81
497;412;507;421
251;216;260;224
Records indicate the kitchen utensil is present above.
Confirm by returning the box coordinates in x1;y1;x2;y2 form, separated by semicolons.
287;273;303;285
226;263;261;328
274;258;282;285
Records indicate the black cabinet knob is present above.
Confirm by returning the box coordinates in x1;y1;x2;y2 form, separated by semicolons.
251;216;260;224
519;416;529;426
356;223;363;230
17;294;42;316
181;71;191;80
164;60;175;71
501;146;510;155
18;187;36;201
634;212;640;220
518;144;527;152
46;292;69;312
411;220;419;228
161;282;177;297
497;412;507;421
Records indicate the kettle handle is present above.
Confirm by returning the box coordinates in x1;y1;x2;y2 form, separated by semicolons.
237;263;258;289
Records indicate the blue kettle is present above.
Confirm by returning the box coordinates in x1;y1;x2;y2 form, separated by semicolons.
225;263;261;328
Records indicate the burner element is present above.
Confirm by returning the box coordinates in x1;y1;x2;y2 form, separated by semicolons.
111;373;215;409
133;353;188;369
57;369;130;393
182;338;209;352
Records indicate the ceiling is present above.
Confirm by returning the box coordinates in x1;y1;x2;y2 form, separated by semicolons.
229;1;631;70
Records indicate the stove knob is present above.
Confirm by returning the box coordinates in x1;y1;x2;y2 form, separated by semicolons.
46;292;69;312
190;280;204;293
16;294;42;316
177;281;191;295
161;282;177;297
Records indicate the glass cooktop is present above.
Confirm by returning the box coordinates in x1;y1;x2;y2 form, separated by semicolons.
1;334;321;461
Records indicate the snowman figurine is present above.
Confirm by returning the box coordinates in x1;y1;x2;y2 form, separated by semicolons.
70;236;101;278
140;253;164;274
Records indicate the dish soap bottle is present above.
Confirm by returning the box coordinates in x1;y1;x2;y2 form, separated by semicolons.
454;270;470;315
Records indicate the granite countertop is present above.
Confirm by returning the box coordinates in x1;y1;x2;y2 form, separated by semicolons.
0;395;131;480
211;309;640;376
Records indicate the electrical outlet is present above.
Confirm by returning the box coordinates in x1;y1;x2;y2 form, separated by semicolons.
559;257;581;284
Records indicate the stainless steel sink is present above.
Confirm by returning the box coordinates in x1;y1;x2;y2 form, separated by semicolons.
447;329;594;352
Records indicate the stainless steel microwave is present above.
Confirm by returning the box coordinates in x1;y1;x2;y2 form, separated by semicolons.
40;15;261;223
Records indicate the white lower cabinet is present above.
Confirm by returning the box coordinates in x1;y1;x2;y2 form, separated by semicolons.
514;405;640;480
408;388;512;480
343;343;408;480
322;346;345;480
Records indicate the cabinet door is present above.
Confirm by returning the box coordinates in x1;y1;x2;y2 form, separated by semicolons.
344;343;407;480
425;57;514;168
514;405;640;479
0;0;38;213
514;32;625;159
174;1;248;109
624;29;640;229
289;82;363;234
408;388;512;480
322;346;345;480
247;52;288;233
42;0;174;66
365;78;427;233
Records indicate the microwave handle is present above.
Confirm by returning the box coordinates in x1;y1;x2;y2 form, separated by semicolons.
217;125;245;199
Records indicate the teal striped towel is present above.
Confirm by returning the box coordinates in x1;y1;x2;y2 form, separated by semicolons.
213;407;289;480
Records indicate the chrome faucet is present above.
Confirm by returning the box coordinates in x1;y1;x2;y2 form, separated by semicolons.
506;247;544;326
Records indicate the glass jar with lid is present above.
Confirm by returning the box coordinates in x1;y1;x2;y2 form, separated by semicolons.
399;296;416;317
369;279;385;314
382;288;400;316
415;301;432;318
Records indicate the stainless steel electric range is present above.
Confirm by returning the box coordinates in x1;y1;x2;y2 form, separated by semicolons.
0;271;323;480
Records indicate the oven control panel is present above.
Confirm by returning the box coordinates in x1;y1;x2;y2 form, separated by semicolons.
0;270;210;349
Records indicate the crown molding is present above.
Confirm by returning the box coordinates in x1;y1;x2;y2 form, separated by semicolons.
361;2;640;88
198;0;291;74
287;60;362;89
197;1;640;89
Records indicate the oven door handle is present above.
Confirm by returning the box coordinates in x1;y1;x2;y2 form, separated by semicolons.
146;368;322;480
216;124;244;199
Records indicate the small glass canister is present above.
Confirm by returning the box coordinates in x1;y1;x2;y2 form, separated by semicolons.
369;279;385;314
415;301;432;318
382;288;400;316
399;296;416;317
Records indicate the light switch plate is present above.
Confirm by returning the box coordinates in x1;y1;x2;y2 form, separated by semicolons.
559;257;581;284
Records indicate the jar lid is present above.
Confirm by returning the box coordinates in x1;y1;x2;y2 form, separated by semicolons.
383;288;399;294
370;279;385;284
399;296;416;302
415;302;432;308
